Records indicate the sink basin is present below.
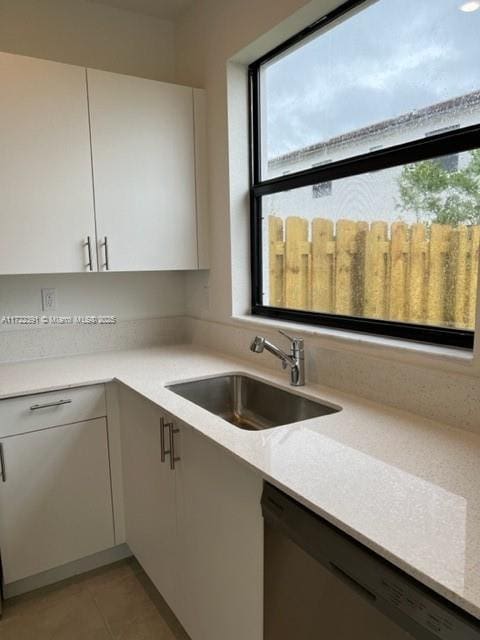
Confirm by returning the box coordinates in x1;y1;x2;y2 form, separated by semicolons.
166;374;340;431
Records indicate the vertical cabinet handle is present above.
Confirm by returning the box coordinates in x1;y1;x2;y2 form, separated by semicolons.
0;442;6;483
84;236;93;271
168;423;180;471
160;416;167;462
101;236;110;271
160;416;180;470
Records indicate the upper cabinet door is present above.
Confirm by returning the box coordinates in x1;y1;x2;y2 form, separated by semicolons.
0;53;97;274
87;69;198;271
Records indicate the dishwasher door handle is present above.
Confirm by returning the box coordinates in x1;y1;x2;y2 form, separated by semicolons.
329;562;376;603
0;442;6;482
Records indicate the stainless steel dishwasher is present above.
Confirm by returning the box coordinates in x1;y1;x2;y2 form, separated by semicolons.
262;483;480;640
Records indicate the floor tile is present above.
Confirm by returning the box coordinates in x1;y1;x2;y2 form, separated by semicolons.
0;559;188;640
0;615;52;640
1;579;85;622
88;571;159;637
115;612;177;640
33;589;107;639
83;558;142;594
135;572;190;640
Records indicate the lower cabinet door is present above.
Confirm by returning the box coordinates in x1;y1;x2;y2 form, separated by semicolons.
175;424;264;640
0;418;115;584
118;386;179;612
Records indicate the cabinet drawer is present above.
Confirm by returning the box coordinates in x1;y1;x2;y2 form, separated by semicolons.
0;385;106;438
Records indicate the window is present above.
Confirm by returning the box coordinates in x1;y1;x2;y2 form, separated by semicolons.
312;161;332;198
249;0;480;348
426;126;460;172
435;153;459;172
312;182;332;198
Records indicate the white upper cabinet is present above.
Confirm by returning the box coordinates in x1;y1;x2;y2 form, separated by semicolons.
0;53;97;274
0;52;208;275
193;89;209;270
87;69;200;271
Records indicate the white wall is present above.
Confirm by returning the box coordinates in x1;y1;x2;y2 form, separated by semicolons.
0;0;183;333
0;0;175;81
176;0;324;322
0;273;185;321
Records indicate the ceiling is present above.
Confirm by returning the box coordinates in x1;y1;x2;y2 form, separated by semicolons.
85;0;195;20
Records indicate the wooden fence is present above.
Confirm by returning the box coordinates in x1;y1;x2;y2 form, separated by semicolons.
268;216;480;330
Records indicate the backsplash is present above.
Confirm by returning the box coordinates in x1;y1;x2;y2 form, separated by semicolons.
185;317;480;435
1;314;478;434
0;317;187;363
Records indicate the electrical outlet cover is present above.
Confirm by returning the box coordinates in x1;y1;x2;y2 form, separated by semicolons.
41;288;57;312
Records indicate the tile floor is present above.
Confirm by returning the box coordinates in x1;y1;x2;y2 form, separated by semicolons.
0;558;190;640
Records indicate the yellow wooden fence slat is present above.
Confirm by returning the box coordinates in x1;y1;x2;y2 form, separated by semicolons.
285;217;310;310
335;220;357;316
364;221;389;319
427;224;452;327
389;222;409;322
268;216;285;307
311;218;334;313
353;221;369;316
451;226;469;329
408;223;427;324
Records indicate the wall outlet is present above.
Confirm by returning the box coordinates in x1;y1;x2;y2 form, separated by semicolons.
41;288;57;312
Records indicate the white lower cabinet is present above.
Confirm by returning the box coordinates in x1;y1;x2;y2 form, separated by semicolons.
118;386;180;613
0;418;115;583
118;387;263;640
176;423;263;640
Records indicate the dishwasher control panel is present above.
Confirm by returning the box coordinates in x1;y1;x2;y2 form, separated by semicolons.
377;573;478;640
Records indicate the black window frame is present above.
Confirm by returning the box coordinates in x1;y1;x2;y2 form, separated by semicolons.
248;0;478;349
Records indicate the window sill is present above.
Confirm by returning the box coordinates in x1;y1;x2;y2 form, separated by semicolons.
231;313;476;372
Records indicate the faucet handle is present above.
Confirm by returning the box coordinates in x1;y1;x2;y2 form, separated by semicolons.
278;329;303;347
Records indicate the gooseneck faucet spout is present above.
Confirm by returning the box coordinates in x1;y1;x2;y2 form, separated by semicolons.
250;331;305;386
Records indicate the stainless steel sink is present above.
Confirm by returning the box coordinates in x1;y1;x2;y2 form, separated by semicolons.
166;374;341;431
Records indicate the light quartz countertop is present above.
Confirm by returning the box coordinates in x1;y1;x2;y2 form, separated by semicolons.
0;344;479;619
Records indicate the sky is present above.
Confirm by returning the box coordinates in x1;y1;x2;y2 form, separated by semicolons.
263;0;480;160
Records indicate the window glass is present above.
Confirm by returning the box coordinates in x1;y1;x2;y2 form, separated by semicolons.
261;0;480;179
262;150;480;331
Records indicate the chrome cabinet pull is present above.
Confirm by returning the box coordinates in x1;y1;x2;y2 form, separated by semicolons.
168;423;180;471
101;236;110;271
84;236;93;271
160;416;180;470
30;399;72;411
0;443;6;482
160;416;167;462
163;421;173;461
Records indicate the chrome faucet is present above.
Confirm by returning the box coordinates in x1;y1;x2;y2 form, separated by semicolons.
250;330;305;386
